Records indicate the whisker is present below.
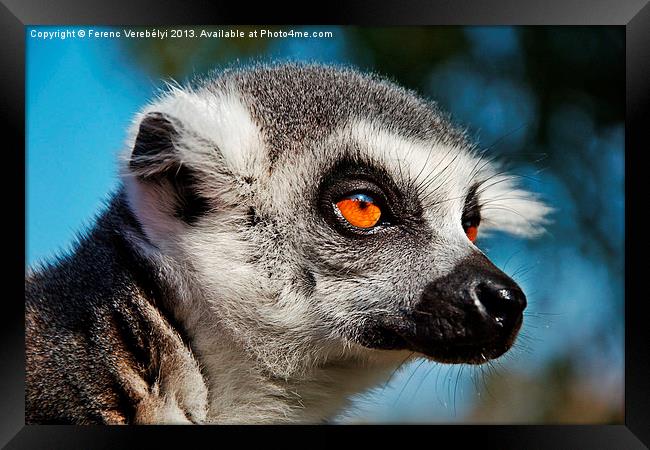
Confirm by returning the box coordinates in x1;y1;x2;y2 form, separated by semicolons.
418;151;465;199
393;358;426;407
381;351;415;393
453;364;464;417
409;361;438;404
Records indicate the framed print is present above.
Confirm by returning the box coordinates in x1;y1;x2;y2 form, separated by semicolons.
3;0;649;447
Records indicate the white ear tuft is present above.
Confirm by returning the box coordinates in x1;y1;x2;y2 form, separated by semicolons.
477;172;553;238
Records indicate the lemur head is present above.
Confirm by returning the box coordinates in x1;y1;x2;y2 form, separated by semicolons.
123;63;550;376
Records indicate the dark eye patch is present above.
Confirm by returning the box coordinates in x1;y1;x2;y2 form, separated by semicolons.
317;157;423;237
462;183;482;230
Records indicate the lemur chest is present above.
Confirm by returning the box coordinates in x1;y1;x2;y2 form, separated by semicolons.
199;354;404;423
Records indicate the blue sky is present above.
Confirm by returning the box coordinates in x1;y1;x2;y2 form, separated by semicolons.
27;28;155;265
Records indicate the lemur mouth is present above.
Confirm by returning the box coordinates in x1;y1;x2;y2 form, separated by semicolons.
402;314;524;365
357;313;523;365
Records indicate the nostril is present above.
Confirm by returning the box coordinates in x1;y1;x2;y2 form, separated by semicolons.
475;282;526;326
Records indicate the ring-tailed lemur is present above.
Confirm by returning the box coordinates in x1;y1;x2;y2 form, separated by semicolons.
25;63;550;424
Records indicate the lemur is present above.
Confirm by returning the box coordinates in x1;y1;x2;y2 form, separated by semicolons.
25;63;550;424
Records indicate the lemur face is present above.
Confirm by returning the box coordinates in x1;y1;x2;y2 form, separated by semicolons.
124;65;550;371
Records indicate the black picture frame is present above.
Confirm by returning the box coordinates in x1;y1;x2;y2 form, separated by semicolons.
4;0;648;447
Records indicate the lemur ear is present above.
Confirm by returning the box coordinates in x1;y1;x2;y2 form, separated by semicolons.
130;112;181;178
128;112;211;224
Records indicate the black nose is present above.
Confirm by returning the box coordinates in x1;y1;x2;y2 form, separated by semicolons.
399;252;530;364
474;279;527;329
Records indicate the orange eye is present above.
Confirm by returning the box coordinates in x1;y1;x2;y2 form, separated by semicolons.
465;225;479;243
336;193;382;228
